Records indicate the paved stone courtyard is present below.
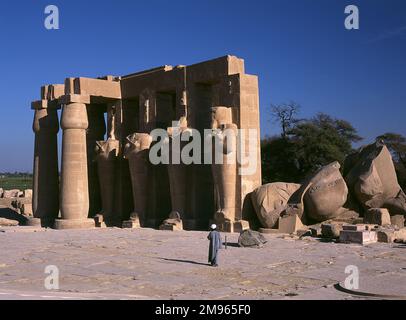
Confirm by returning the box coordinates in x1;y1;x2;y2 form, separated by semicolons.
0;226;405;300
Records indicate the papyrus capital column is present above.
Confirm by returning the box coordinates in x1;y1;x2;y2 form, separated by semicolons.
55;98;95;229
31;102;60;227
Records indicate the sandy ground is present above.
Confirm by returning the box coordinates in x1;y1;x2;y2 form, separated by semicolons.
0;226;405;300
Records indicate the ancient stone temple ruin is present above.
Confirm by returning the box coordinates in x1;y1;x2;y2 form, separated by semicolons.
30;55;261;232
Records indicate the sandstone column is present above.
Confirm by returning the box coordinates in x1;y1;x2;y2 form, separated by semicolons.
122;133;152;228
95;138;119;226
31;106;60;227
55;102;95;229
211;107;238;232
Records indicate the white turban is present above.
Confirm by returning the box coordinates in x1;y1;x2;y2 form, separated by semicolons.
210;224;217;230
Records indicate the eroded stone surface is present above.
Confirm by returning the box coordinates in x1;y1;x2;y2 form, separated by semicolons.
344;141;406;215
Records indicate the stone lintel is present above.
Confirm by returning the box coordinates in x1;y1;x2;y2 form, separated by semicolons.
31;99;61;110
65;77;121;100
58;94;91;105
41;84;65;100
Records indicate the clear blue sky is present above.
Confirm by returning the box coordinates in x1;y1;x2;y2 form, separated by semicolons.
0;0;405;172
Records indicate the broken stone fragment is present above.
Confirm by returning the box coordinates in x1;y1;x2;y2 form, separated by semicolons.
377;227;406;243
394;228;406;242
364;208;391;226
377;229;396;243
251;182;301;229
321;222;344;239
390;215;405;229
344;141;406;215
238;229;267;248
303;162;348;222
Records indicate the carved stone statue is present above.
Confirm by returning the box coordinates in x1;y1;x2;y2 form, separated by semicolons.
162;117;191;229
123;133;152;228
211;107;238;227
95;138;119;226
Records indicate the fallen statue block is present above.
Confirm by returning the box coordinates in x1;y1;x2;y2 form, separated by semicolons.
344;141;406;215
251;183;301;229
303;162;348;222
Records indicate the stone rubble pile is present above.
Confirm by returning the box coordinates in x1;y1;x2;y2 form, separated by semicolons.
251;141;406;245
0;188;33;227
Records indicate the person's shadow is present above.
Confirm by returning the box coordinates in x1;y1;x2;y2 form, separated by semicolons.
158;258;209;266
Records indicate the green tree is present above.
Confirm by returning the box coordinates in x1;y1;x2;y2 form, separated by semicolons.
271;101;300;138
289;113;362;177
261;109;362;183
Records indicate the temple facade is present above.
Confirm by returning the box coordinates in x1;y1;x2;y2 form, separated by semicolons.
30;55;261;232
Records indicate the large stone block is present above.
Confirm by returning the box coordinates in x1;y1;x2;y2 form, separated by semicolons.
394;228;406;242
364;208;391;226
65;77;121;100
278;214;305;234
377;229;395;243
390;215;405;229
233;220;250;233
339;230;377;244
